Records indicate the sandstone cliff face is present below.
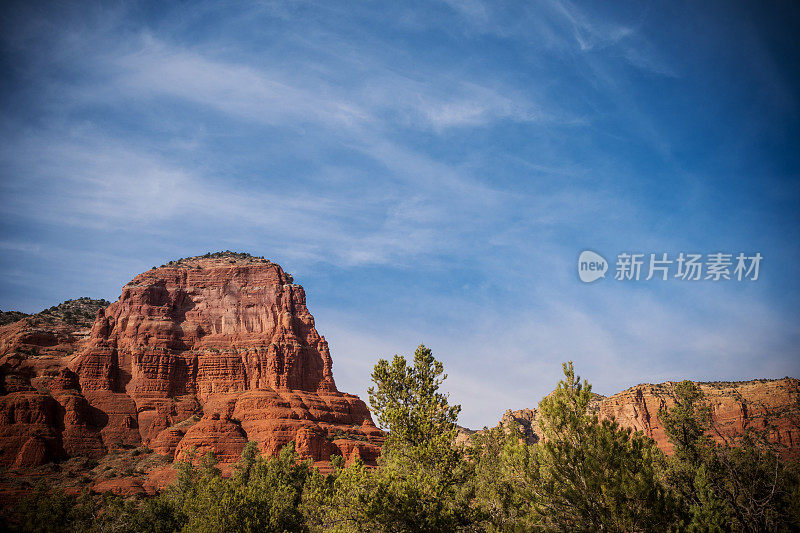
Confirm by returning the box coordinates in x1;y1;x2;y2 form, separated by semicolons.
0;254;382;472
598;379;799;456
467;379;799;457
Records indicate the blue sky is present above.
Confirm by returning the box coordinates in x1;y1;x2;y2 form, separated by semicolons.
1;0;798;428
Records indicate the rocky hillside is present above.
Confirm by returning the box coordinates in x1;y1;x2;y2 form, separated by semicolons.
0;253;383;498
463;379;800;457
0;311;29;327
0;298;110;392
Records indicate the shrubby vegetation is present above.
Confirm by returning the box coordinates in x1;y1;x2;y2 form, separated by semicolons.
0;309;29;326
150;251;294;282
4;345;799;532
467;362;679;531
37;297;110;326
1;297;110;328
159;251;272;269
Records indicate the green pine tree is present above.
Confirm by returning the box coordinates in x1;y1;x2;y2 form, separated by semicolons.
531;362;678;531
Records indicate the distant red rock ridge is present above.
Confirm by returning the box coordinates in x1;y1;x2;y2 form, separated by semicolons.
459;378;800;457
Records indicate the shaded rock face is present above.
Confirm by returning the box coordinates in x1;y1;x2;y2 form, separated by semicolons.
467;379;800;457
499;408;540;445
457;407;542;447
0;255;382;471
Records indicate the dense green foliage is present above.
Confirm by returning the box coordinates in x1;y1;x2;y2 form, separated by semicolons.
659;380;800;531
529;363;677;530
4;348;799;532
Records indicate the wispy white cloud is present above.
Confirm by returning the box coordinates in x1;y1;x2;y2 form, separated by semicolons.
107;35;370;130
542;0;633;52
0;125;517;269
0;241;44;255
88;32;551;135
439;0;676;79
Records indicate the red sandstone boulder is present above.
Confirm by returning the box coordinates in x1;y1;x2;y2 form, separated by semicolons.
0;391;64;466
174;414;248;463
13;436;49;467
144;465;177;494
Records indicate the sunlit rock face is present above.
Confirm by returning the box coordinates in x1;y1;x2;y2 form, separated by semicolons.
0;253;383;471
597;378;800;457
461;379;800;458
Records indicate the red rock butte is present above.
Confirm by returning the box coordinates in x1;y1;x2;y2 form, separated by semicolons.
0;253;383;471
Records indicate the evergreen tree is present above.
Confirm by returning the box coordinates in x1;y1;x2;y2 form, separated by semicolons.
175;444;310;532
368;344;461;449
530;362;677;531
661;380;800;531
306;344;478;532
469;424;541;531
